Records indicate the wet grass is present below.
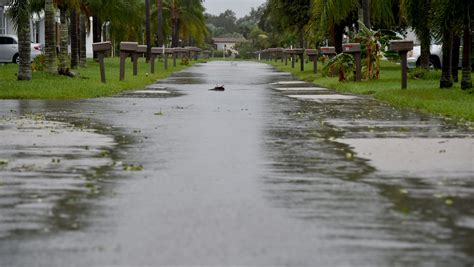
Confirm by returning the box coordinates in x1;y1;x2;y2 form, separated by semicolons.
268;60;474;122
0;57;197;99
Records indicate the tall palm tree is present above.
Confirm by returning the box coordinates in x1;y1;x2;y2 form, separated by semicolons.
70;7;79;69
461;0;472;89
157;0;164;46
44;0;57;74
402;0;432;69
361;0;371;28
146;0;151;61
57;5;69;75
79;13;87;67
165;0;206;47
8;0;31;81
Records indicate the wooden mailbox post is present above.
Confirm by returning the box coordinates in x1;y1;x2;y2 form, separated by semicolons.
150;47;163;74
321;46;337;76
172;48;190;67
119;42;138;81
343;43;362;82
306;49;319;74
164;48;174;70
390;40;414;89
284;48;305;71
92;41;111;83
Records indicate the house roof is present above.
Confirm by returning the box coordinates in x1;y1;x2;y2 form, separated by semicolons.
212;37;246;44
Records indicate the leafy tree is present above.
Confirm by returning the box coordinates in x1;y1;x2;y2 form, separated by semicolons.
8;0;32;80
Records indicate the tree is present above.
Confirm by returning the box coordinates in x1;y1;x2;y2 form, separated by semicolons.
146;0;151;61
44;0;57;74
157;0;164;46
8;0;32;81
402;0;432;69
460;0;472;89
165;0;207;47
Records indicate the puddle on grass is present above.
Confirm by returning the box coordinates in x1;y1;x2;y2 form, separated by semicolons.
0;114;117;239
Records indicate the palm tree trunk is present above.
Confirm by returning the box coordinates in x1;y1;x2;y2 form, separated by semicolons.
157;0;164;46
461;0;472;90
70;8;79;69
92;15;102;59
440;28;453;88
44;0;57;74
17;5;31;80
79;14;87;67
417;27;431;69
145;0;151;62
451;35;461;82
362;0;371;28
58;9;69;74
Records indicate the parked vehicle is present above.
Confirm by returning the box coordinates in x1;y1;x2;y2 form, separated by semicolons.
0;34;42;64
407;44;443;69
407;43;471;70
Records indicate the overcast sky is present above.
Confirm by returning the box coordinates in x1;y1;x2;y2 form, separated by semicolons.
204;0;267;18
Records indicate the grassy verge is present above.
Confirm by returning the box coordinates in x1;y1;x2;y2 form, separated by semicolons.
267;59;474;122
0;57;197;99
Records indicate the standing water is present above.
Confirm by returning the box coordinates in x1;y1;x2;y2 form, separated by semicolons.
0;61;473;266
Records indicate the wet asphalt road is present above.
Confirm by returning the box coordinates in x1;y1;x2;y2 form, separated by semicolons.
0;61;473;266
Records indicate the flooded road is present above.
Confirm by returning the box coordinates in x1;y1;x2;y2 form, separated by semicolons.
0;61;473;266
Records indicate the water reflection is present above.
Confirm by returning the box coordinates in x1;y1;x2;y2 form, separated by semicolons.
261;79;474;264
0;105;121;239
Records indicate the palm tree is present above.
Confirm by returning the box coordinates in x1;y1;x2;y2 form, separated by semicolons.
57;5;69;75
157;0;164;46
146;0;151;61
44;0;57;74
361;0;371;28
165;0;207;47
70;7;79;69
461;0;472;89
8;0;32;81
79;13;87;67
402;0;432;69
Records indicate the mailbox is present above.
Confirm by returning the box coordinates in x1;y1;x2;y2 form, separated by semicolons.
390;40;414;89
343;43;361;53
306;49;319;74
92;42;112;83
284;48;305;71
320;46;336;55
137;45;147;53
151;47;163;55
120;42;138;52
306;49;318;57
390;41;414;52
92;42;112;53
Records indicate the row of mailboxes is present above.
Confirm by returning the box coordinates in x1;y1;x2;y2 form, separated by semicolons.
259;40;413;88
92;41;203;83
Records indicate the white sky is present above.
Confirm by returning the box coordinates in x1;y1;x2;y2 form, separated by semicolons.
204;0;267;18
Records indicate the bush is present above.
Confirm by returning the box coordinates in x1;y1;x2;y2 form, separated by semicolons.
31;54;46;72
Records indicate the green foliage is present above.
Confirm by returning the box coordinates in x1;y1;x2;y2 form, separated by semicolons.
31;54;46;72
235;42;257;59
322;53;355;81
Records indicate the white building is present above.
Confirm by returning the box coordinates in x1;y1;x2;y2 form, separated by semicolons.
212;37;246;51
1;2;94;58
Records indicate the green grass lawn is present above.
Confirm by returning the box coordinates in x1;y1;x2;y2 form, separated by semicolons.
267;59;474;122
0;57;196;99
